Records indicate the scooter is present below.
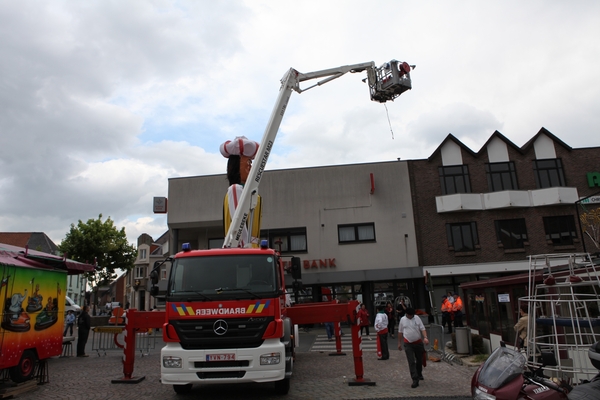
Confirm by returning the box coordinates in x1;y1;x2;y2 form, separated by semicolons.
471;342;600;400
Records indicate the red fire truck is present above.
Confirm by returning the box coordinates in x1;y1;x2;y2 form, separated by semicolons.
154;59;414;394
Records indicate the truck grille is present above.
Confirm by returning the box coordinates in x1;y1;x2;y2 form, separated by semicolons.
196;371;246;379
194;360;250;368
171;316;274;350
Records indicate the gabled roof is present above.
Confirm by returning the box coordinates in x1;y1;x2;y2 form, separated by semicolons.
476;130;523;156
427;127;573;161
428;133;477;161
519;127;572;153
0;242;95;275
0;232;59;255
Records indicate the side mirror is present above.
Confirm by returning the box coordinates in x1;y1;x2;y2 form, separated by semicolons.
290;257;301;280
150;270;159;285
150;286;159;297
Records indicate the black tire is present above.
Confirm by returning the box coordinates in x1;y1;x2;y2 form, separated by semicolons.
274;377;290;395
9;350;37;383
173;384;193;394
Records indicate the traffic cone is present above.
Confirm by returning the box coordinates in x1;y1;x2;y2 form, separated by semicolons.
433;338;439;351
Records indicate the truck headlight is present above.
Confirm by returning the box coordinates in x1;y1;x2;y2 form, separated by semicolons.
260;352;281;365
163;356;182;368
472;386;495;400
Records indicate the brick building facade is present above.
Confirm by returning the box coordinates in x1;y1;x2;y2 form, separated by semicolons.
407;127;600;347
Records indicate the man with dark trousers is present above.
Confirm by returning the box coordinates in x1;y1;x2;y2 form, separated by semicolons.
441;295;453;334
398;307;429;388
77;305;91;357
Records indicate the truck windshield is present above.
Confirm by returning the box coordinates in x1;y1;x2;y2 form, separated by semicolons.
168;254;278;300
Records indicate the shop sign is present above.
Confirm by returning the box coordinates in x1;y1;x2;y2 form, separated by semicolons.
303;259;336;269
588;172;600;188
580;196;600;204
498;293;510;303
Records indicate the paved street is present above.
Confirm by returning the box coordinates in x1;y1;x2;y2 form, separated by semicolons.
15;327;475;399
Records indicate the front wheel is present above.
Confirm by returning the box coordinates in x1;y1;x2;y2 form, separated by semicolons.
274;378;290;395
9;350;37;383
173;383;193;394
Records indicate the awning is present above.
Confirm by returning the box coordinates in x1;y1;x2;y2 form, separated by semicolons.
0;243;95;275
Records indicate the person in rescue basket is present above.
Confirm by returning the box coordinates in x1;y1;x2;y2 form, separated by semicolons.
220;136;262;248
398;307;429;388
357;303;371;340
375;305;389;360
77;305;91;357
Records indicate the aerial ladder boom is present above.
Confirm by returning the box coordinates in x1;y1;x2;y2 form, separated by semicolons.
223;60;413;248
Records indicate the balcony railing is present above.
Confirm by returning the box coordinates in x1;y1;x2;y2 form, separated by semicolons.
436;187;579;213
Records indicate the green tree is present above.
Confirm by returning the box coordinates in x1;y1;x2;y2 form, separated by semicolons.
59;214;136;296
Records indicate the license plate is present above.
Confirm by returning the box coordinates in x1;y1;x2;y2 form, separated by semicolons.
206;353;235;361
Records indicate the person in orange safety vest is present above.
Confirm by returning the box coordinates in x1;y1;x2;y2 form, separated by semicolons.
441;295;453;334
452;292;464;328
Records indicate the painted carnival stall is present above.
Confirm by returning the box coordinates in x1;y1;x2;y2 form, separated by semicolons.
0;243;94;383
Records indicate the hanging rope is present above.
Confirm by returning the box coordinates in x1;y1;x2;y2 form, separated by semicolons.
384;103;394;139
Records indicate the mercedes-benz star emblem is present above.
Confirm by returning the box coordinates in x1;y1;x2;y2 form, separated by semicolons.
213;319;228;336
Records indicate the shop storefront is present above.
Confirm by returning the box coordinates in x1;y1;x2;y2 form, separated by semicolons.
460;272;540;345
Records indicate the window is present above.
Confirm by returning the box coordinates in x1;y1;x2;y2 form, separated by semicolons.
495;219;528;249
543;215;577;246
161;267;167;280
439;165;471;195
151;246;163;256
338;223;376;243
533;159;566;188
486;162;518;192
446;222;479;252
261;227;307;253
135;266;146;279
139;248;147;259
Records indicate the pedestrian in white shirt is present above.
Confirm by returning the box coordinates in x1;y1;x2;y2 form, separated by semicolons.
398;307;429;389
374;305;389;360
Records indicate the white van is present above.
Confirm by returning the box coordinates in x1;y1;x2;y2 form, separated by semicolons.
65;296;81;315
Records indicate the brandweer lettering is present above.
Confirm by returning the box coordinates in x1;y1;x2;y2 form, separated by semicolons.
255;141;273;183
196;308;247;316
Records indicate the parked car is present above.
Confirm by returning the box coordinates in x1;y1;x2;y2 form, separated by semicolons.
65;296;81;315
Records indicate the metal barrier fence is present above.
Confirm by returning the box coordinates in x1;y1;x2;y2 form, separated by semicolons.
91;326;159;357
92;326;124;356
426;323;450;356
426;323;468;366
135;329;159;356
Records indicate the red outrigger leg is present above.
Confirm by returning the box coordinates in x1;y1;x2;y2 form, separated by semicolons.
112;309;166;384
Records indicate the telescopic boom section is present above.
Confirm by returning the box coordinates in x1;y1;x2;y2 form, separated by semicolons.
223;60;413;248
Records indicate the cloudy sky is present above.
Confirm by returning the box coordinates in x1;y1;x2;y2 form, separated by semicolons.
1;0;599;247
